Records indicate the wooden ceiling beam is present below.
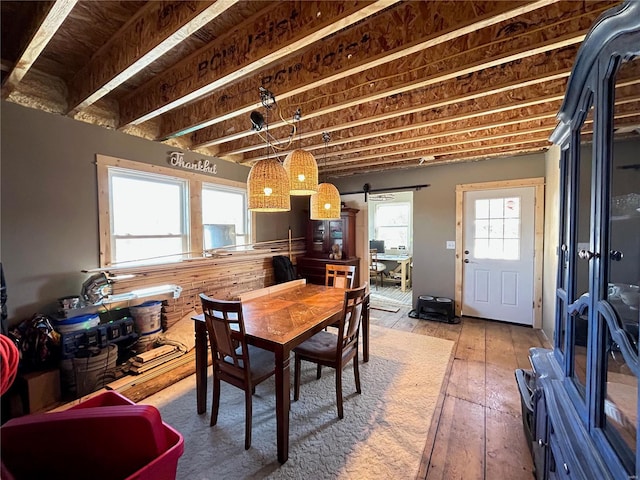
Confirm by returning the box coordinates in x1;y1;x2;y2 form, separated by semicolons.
217;53;575;157
328;143;551;177
321;107;640;172
158;0;555;139
117;0;399;127
325;137;553;175
243;79;640;162
242;88;567;163
193;2;610;150
1;0;77;99
321;126;557;167
66;1;239;115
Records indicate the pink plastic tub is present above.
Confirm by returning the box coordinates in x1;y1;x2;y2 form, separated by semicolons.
1;390;184;480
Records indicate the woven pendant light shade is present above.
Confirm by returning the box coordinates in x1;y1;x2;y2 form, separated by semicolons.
310;182;341;220
283;149;318;195
247;159;291;212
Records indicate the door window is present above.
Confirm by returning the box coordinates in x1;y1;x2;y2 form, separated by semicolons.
473;197;521;260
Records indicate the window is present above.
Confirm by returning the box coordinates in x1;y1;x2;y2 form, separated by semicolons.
369;192;413;251
473;196;521;260
202;184;250;248
97;155;251;267
109;168;188;265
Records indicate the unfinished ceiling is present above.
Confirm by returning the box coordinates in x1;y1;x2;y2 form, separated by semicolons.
2;0;639;177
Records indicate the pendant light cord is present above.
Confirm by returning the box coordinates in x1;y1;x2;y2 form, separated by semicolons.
322;131;330;182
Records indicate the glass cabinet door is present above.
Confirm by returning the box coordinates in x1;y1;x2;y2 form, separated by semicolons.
601;56;639;475
569;105;595;398
311;221;325;252
329;220;343;252
556;147;572;357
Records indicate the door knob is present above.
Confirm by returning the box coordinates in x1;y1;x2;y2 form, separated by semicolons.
464;259;470;263
578;249;598;260
464;250;469;255
609;250;623;261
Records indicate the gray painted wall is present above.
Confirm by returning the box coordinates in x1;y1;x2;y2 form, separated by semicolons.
332;154;547;308
1;101;304;324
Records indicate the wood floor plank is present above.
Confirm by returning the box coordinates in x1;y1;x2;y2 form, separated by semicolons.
447;359;486;407
455;317;486;362
485;408;534;480
412;318;443;337
485;321;518;369
510;325;544;370
434;321;463;343
485;363;522;416
425;395;485;480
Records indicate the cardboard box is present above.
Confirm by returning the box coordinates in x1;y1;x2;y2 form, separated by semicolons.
21;369;61;413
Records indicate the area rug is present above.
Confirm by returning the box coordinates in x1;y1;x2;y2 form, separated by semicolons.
142;325;454;480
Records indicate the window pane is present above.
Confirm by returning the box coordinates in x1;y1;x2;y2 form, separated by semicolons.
112;175;184;235
202;188;246;234
476;199;489;219
114;237;184;264
475;219;489;238
378;226;407;248
503;239;519;260
489;219;503;239
504;197;520;218
504;219;520;238
377;204;409;226
202;185;248;249
475;238;489;258
489;198;503;218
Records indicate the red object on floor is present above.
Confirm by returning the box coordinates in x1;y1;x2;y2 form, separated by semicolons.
0;390;184;480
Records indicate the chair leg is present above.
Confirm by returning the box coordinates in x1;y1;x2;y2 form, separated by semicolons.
244;387;252;450
336;367;344;419
354;354;361;394
210;372;220;427
294;354;301;401
316;363;322;379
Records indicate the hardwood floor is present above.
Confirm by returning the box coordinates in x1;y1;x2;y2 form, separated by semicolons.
368;305;551;480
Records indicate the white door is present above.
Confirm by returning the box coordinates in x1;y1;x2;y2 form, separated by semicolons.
462;187;535;325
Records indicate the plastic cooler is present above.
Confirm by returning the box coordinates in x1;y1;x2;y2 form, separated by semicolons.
0;391;184;480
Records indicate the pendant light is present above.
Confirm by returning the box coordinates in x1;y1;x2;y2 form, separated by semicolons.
310;132;341;220
247;97;290;212
283;112;318;195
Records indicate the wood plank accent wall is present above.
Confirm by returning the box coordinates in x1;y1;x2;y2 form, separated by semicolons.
105;241;305;330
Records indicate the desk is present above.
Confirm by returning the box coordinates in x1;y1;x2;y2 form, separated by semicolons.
191;282;370;464
376;254;412;292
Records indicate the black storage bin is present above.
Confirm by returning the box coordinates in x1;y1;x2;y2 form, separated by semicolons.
515;368;536;455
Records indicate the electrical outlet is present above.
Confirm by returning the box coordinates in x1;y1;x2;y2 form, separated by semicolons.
446;241;455;249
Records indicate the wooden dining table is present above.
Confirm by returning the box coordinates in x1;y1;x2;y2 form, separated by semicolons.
191;281;370;464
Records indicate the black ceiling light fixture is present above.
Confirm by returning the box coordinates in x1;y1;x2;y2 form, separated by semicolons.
248;86;297;152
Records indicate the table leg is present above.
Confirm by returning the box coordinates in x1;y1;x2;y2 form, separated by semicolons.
275;348;291;464
400;261;406;292
194;320;208;415
363;294;370;362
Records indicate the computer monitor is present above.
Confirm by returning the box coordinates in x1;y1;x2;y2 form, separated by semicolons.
204;224;236;249
369;239;385;254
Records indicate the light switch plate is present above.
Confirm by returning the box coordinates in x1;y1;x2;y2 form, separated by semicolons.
446;241;455;249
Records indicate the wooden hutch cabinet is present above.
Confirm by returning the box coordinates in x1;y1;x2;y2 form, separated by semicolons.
528;3;640;479
297;207;360;285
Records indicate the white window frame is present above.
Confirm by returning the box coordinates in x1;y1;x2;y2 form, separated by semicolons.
369;194;413;252
108;167;190;265
97;154;251;267
202;182;251;249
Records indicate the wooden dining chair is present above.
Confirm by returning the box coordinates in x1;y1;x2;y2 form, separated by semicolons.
325;264;357;289
369;249;386;290
293;284;368;419
199;293;275;449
